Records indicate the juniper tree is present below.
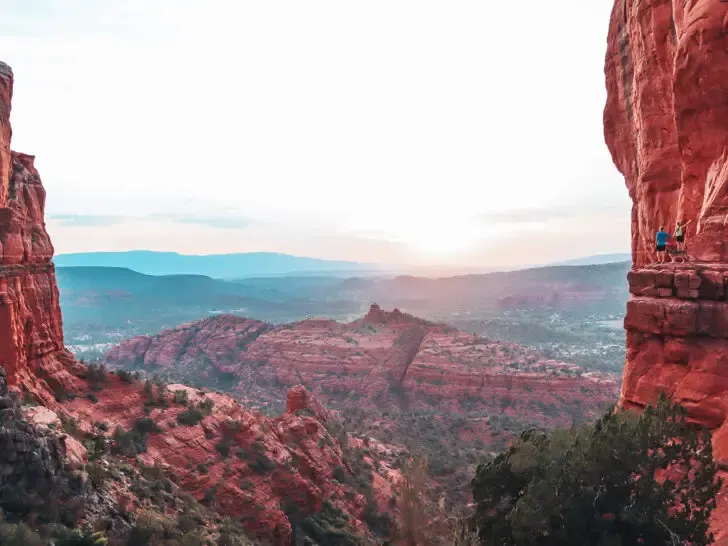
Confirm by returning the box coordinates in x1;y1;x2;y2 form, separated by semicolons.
471;395;721;545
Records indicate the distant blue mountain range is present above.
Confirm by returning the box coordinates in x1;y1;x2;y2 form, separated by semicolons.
549;253;631;266
53;251;382;279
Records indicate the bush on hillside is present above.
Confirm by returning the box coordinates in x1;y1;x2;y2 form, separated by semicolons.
471;395;721;545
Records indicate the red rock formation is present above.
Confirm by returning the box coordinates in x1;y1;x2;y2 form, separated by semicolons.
605;3;728;541
286;384;332;423
604;0;728;267
104;306;620;444
0;63;80;404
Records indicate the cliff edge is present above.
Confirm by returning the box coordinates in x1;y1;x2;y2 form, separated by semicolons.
606;1;728;541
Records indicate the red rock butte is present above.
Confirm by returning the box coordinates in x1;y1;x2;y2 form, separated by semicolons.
605;1;728;541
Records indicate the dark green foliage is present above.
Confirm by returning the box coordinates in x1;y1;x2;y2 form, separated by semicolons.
249;453;275;474
361;497;393;538
21;390;37;406
116;369;136;383
177;407;204;426
202;486;217;506
332;465;347;483
0;516;44;546
143;380;168;409
134;417;161;434
52;527;107;545
215;441;231;458
285;500;360;546
83;363;107;391
173;389;189;405
177;398;214;426
199;398;215;413
54;387;71;402
471;395;721;545
112;426;145;457
111;418;160;457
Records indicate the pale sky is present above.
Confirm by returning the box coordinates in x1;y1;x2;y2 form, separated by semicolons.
0;0;630;267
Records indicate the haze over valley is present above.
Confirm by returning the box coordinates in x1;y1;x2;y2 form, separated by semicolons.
4;0;727;544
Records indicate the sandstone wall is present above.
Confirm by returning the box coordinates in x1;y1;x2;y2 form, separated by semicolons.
0;65;78;403
624;266;728;441
604;0;728;266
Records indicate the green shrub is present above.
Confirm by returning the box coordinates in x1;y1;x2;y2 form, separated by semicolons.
116;370;135;383
471;395;721;545
0;519;44;546
215;441;231;458
111;418;159;457
332;466;348;484
249;454;275;474
177;407;204;426
84;363;107;390
173;390;189;405
177;399;214;426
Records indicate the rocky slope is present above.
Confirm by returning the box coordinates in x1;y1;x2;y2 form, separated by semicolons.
104;305;618;427
605;1;728;542
103;305;620;501
0;61;398;545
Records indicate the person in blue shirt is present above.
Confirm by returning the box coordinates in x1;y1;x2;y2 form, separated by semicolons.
656;226;670;263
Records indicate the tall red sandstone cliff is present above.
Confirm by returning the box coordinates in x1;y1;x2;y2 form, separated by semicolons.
0;62;77;401
0;64;399;544
605;0;728;266
606;2;728;541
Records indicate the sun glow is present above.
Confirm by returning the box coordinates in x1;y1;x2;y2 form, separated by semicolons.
387;220;487;261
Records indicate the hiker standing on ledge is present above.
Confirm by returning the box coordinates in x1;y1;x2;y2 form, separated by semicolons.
675;219;690;251
656;226;670;263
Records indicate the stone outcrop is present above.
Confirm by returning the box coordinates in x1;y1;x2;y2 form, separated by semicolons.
286;384;332;423
621;264;728;542
623;265;728;428
0;366;89;524
605;2;728;541
0;63;79;405
604;0;728;267
104;307;620;447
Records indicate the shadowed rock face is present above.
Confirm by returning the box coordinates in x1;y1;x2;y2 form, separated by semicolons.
0;61;79;404
604;0;728;266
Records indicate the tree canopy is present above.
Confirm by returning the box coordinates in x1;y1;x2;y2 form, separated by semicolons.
471;395;721;545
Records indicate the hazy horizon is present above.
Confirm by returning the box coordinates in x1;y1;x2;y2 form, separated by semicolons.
2;1;629;267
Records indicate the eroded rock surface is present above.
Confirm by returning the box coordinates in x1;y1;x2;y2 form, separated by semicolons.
606;2;728;540
103;305;620;505
104;307;619;433
605;0;728;266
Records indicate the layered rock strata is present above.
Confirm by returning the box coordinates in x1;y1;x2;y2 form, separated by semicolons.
624;265;728;440
104;306;620;440
605;1;728;541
